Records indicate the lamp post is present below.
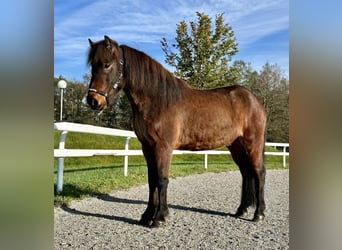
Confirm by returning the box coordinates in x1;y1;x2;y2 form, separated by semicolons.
57;80;67;121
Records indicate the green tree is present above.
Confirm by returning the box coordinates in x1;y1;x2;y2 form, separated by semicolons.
111;93;133;130
161;12;238;88
249;63;289;142
54;76;90;122
226;60;255;86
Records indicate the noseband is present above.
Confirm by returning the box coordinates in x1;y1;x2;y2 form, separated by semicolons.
88;47;124;103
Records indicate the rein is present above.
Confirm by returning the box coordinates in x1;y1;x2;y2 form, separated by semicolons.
88;46;124;103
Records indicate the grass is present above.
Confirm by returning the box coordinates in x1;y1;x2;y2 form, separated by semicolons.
54;131;288;205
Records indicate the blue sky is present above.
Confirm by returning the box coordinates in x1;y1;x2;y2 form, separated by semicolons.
54;0;288;82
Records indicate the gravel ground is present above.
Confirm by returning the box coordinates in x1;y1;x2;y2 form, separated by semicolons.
54;170;289;249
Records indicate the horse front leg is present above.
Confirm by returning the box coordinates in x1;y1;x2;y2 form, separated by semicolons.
140;168;170;228
151;143;172;228
139;145;158;226
139;167;158;226
139;142;172;228
151;174;169;228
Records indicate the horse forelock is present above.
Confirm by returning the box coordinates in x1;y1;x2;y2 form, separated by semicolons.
87;39;120;66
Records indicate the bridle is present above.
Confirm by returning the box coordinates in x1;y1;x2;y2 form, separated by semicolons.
88;46;124;104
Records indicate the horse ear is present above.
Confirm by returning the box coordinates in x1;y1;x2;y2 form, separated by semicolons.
88;38;94;47
104;35;111;47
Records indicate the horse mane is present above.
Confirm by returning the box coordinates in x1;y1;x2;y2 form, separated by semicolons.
121;45;188;108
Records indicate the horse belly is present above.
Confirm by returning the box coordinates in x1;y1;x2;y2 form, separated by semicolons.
177;114;240;151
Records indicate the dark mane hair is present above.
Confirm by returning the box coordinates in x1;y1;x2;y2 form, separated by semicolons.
121;45;188;108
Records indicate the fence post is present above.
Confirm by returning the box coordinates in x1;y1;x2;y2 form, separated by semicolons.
57;131;68;192
204;154;208;169
283;146;287;168
124;137;131;176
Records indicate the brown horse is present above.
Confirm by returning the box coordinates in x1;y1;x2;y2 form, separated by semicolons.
87;35;267;227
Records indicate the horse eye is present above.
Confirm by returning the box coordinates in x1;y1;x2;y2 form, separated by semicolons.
104;63;111;69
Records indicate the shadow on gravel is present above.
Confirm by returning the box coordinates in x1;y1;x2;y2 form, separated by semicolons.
61;205;140;226
98;194;237;218
169;204;234;217
61;194;240;227
98;194;147;205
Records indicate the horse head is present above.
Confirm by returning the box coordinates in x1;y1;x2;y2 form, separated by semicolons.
87;35;124;110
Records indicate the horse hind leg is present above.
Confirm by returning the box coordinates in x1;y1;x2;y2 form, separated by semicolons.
228;139;256;217
249;144;266;222
228;137;266;221
244;135;266;222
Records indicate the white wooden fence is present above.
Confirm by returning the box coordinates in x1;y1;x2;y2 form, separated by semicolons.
54;122;289;192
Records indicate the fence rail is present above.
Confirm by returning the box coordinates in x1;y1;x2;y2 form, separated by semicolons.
54;122;289;192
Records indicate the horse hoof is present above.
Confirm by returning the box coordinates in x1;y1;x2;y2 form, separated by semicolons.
151;219;166;228
139;218;152;227
234;210;248;218
253;214;265;222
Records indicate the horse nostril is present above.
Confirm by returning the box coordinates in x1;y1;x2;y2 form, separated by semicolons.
91;98;98;108
87;96;99;109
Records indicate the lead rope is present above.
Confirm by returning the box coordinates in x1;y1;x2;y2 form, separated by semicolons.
57;108;105;123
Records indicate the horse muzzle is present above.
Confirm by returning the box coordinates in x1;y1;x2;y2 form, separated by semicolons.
87;92;107;110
